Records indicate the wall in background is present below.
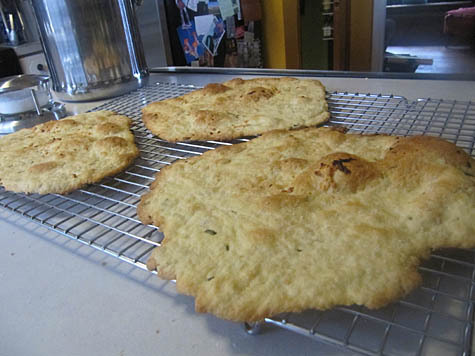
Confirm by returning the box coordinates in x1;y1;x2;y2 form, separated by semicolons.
261;0;300;69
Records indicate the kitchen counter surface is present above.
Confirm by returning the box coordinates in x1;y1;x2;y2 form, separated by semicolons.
2;69;474;356
148;67;475;101
64;68;475;114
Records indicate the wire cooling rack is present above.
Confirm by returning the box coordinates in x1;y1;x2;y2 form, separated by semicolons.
1;82;474;356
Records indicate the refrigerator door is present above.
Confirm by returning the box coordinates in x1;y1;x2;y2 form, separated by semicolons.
135;0;173;68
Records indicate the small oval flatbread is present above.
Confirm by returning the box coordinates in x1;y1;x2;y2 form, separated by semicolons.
142;77;330;142
0;110;139;194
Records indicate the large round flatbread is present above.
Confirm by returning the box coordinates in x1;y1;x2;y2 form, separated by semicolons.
0;110;139;194
142;77;330;142
138;127;475;322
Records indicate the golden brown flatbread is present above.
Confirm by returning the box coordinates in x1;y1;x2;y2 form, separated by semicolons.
0;110;139;194
139;127;475;322
141;77;330;142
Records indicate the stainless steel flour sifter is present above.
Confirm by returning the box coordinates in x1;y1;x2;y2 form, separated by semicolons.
30;0;149;102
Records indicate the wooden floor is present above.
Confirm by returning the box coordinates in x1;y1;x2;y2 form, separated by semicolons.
386;45;475;74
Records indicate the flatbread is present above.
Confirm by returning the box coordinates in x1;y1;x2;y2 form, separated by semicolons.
0;110;139;194
141;77;330;142
138;127;475;322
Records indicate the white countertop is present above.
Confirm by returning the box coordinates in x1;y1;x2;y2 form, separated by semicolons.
1;70;474;356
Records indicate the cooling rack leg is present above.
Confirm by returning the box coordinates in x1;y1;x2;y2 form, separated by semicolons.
243;321;263;335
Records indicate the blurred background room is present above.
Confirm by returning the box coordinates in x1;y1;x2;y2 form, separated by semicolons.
0;0;474;78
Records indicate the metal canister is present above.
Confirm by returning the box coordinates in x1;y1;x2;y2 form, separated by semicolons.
30;0;149;102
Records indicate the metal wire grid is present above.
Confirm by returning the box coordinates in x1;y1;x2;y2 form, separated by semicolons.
1;82;474;356
328;93;475;156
